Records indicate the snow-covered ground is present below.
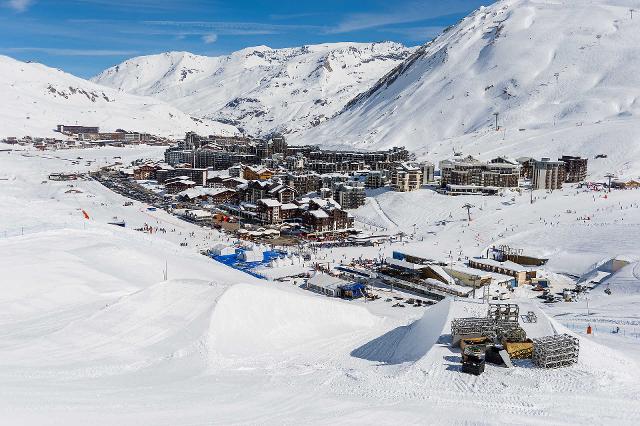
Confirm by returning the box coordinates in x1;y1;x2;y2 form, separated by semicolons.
1;144;639;424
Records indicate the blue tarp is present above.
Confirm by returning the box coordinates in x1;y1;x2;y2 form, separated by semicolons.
210;248;287;280
392;251;406;261
339;282;366;299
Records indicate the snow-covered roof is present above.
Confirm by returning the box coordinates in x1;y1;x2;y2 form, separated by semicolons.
309;209;329;219
308;272;348;290
258;198;281;207
470;257;527;272
385;257;428;270
186;209;212;218
444;264;493;278
166;179;196;186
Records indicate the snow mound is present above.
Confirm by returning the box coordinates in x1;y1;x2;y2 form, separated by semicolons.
598;262;640;295
351;298;452;364
207;283;380;358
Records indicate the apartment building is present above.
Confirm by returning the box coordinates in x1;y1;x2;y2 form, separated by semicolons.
390;163;423;192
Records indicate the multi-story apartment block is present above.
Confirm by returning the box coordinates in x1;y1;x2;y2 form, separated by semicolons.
333;183;366;209
421;161;435;184
532;158;565;190
440;156;520;189
391;163;423;192
559;156;588;183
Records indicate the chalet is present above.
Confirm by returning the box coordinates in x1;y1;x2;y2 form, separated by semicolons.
302;199;354;234
267;183;296;204
133;163;160;180
244;180;295;204
612;180;640;189
178;187;237;204
185;209;213;222
243;165;275;181
165;177;196;194
207;176;247;189
517;157;536;179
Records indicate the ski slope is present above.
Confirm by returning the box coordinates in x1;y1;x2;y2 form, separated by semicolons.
295;0;640;178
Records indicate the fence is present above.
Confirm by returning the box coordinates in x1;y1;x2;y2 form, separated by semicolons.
561;321;640;339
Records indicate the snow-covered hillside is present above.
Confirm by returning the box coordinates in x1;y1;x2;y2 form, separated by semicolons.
0;55;237;138
92;42;413;135
296;0;640;173
2;145;640;424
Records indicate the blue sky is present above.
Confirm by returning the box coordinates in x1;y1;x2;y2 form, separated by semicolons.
0;0;489;78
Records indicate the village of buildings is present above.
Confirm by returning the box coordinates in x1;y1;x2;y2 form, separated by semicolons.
4;119;640;388
1;125;170;149
30;124;638;305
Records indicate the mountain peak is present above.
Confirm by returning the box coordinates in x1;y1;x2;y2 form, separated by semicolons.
93;41;414;135
295;0;640;161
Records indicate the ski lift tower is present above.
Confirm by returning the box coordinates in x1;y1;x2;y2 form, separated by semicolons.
462;203;475;222
604;172;615;193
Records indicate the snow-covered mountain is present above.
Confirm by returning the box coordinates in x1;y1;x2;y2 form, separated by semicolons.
295;0;640;170
92;42;413;135
0;55;238;139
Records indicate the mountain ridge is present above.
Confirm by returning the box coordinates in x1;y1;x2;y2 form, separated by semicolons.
0;54;237;138
92;42;415;136
295;0;640;153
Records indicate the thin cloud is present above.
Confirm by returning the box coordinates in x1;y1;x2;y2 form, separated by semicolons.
0;47;140;56
383;26;445;42
145;20;323;34
326;0;485;34
67;0;208;11
269;12;319;21
6;0;34;12
202;33;218;44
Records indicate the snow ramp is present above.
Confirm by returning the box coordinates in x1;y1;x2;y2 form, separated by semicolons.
597;261;640;296
351;297;452;364
207;283;380;359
